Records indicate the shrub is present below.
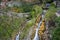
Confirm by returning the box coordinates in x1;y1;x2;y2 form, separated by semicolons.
30;5;42;18
45;6;57;21
52;27;60;40
0;14;24;40
52;17;60;40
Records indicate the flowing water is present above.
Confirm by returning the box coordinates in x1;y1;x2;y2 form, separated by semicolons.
16;32;20;40
15;10;47;40
33;10;47;40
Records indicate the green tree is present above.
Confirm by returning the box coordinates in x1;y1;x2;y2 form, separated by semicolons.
52;27;60;40
52;17;60;40
30;5;42;18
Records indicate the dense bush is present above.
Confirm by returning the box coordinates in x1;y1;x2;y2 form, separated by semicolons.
0;14;24;40
52;27;60;40
52;17;60;40
45;5;60;40
21;3;33;12
54;17;60;26
12;3;33;13
30;5;42;18
45;6;57;21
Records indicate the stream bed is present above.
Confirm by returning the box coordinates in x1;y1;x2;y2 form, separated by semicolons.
33;10;47;40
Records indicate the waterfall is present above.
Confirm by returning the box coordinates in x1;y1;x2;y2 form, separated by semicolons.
16;32;20;40
33;21;42;40
33;10;47;40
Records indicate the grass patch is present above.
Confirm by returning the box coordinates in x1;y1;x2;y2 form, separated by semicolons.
45;6;57;21
20;18;35;40
0;14;25;40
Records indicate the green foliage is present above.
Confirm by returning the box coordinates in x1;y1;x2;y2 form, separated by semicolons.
30;11;35;18
20;3;33;12
12;3;33;13
0;14;24;40
52;17;60;40
20;18;35;40
54;17;60;27
45;6;57;20
51;3;56;7
52;27;60;40
30;5;42;18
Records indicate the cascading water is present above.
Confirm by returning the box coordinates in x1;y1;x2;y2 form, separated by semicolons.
33;10;47;40
33;21;42;40
16;32;20;40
